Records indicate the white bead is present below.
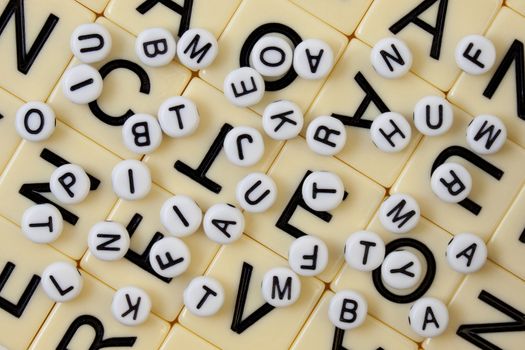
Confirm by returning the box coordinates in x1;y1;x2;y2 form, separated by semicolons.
236;172;277;213
381;250;422;290
49;164;90;204
203;203;244;244
160;195;202;237
70;23;112;64
61;64;103;104
21;204;63;244
301;171;344;211
262;100;303;140
261;267;301;307
413;96;453;136
293;39;334;80
111;160;151;201
87;221;130;261
371;37;413;79
223;67;265;107
15;101;55;142
446;232;487;273
409;297;449;337
176;28;218;70
223;126;264;167
379;193;420;234
288;235;329;276
455;35;496;75
122;114;163;154
466;114;507;154
41;262;83;302
370;112;411;153
344;231;385;271
149;237;191;278
431;162;472;203
250;36;293;77
183;276;225;317
158;96;199;138
306;116;346;156
135;28;176;67
328;290;367;330
112;286;151;326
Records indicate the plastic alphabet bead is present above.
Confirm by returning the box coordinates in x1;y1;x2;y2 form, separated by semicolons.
158;96;200;138
328;290;367;330
223;126;265;167
379;193;420;234
466;114;507;154
262;100;303;140
41;262;83;302
381;250;422;290
371;37;413;79
455;35;496;75
61;64;103;104
413;96;454;136
21;204;63;244
250;35;293;77
446;232;487;273
261;267;301;307
112;286;151;326
49;163;90;204
223;67;265;107
431;162;472;203
70;23;112;63
344;231;385;272
111;159;152;201
15;101;56;142
135;28;176;67
183;276;225;317
293;39;334;80
409;297;449;337
122;113;163;154
370;112;412;153
235;172;277;213
160;195;203;237
288;235;329;276
176;28;218;70
301;171;344;211
306;116;347;156
203;203;245;244
87;221;130;261
149;236;191;278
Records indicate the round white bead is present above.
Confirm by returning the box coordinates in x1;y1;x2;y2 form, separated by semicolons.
15;101;55;142
112;286;151;326
41;262;83;302
158;96;199;138
288;235;329;276
21;204;63;244
344;230;385;271
49;164;90;204
122;114;163;154
446;232;487;273
409;297;449;337
70;23;112;63
301;171;344;211
381;250;422;290
203;203;244;244
183;276;225;317
262;100;303;140
61;64;103;104
328;290;367;330
87;221;130;261
160;195;202;237
371;37;413;79
176;28;218;70
223;67;265;107
370;112;411;153
379;193;420;234
250;36;293;77
431;162;472;203
306;116;346;156
223;126;264;167
466;114;507;154
149;236;191;278
455;35;496;75
135;28;176;67
235;172;277;213
261;267;301;307
413;96;454;136
111;160;151;201
293;39;334;80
